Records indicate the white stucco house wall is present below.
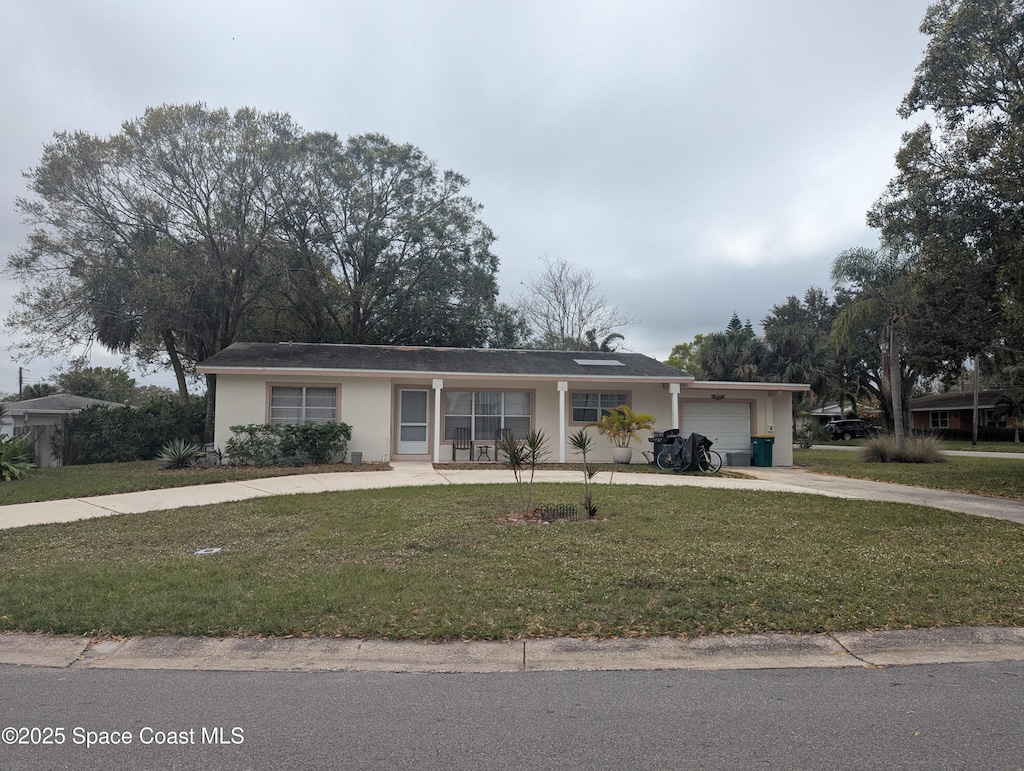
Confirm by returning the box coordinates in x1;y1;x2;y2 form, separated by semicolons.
0;393;125;468
196;343;808;467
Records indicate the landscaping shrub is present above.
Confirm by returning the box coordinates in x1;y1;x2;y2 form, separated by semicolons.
225;422;352;466
859;433;946;464
53;396;206;465
931;427;1016;443
797;423;829;449
859;434;902;463
898;434;947;464
0;436;35;481
156;438;207;469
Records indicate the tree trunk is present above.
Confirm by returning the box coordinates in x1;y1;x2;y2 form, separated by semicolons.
204;373;217;444
163;330;192;428
889;321;905;447
971;359;980;446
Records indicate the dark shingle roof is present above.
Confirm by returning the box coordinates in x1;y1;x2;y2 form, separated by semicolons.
3;393;125;413
198;342;693;380
909;390;1008;411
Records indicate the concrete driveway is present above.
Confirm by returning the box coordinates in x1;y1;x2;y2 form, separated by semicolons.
1;460;1021;530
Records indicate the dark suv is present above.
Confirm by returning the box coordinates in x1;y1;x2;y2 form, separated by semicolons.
826;419;875;441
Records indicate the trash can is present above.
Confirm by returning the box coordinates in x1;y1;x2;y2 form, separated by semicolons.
751;435;774;467
726;451;752;467
350;451;363;466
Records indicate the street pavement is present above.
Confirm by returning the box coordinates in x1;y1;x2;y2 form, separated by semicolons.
1;458;1022;674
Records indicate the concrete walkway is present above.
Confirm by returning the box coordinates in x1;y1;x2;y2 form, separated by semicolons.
1;462;1021;673
1;461;1021;530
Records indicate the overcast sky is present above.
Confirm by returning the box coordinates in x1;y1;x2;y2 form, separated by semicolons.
0;0;933;395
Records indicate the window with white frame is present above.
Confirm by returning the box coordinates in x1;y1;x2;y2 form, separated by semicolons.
571;392;629;423
444;391;532;441
269;386;337;425
930;411;949;429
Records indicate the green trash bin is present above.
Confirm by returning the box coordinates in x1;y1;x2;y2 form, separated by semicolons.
751;435;774;467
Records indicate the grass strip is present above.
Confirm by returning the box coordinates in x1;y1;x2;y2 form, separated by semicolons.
0;460;389;506
2;484;1022;640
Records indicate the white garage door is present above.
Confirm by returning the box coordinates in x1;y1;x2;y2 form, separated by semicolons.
681;403;751;454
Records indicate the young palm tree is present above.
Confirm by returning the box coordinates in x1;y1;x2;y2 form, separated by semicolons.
995;390;1024;443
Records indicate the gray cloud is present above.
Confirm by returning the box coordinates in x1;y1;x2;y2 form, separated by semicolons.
0;0;931;394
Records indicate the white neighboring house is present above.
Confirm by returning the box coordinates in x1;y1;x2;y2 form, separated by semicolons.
0;394;125;468
197;343;809;466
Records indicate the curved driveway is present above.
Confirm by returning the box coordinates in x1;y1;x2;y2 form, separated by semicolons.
1;460;1021;530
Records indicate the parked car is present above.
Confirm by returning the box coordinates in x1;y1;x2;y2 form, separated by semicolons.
826;419;876;441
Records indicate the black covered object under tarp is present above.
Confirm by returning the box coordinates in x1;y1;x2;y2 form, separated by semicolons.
669;433;713;472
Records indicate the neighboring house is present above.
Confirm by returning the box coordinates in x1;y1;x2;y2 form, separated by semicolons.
802;403;882;431
197;343;808;466
0;393;125;468
910;390;1015;433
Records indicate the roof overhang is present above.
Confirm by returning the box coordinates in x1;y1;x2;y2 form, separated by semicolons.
686;380;809;394
196;364;697;385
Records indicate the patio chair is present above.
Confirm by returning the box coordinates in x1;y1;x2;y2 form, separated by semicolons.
452;427;474;461
493;428;514;462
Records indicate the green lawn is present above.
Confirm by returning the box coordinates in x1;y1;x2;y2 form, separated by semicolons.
794;449;1024;500
0;460;389;506
1;484;1022;640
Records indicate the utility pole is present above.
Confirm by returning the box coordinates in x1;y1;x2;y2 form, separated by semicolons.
18;367;23;399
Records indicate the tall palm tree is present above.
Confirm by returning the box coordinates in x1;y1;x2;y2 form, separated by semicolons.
830;246;915;446
764;320;836;405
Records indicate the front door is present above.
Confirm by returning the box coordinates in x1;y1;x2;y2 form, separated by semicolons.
397;389;430;455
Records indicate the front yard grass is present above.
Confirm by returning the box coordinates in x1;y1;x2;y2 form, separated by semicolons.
795;449;1024;501
0;460;389;506
1;484;1022;640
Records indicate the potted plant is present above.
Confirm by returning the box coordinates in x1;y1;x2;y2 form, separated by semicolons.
589;405;656;464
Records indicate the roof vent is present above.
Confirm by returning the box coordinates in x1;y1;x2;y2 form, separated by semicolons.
574;359;625;366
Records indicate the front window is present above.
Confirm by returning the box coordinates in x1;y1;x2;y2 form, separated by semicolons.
571;392;629;423
444;391;532;440
930;411;949;429
270;386;337;425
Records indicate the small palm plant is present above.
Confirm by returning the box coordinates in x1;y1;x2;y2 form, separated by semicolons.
497;428;549;514
568;428;598;518
589;404;656;463
995;390;1024;443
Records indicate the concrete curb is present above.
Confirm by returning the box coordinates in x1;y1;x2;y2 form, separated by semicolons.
3;627;1023;674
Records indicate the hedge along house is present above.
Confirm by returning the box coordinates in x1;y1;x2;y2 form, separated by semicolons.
196;342;809;466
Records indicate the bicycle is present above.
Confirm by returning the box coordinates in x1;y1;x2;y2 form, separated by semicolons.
655;441;722;473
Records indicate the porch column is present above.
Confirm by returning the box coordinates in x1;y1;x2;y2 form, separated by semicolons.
557;381;568;463
669;383;680;429
432;378;443;462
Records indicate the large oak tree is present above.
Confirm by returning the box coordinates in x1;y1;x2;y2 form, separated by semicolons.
870;0;1024;382
6;105;509;438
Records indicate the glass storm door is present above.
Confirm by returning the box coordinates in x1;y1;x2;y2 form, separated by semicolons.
397;389;430;455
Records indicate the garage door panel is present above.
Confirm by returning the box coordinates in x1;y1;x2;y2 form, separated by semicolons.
682;403;751;453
